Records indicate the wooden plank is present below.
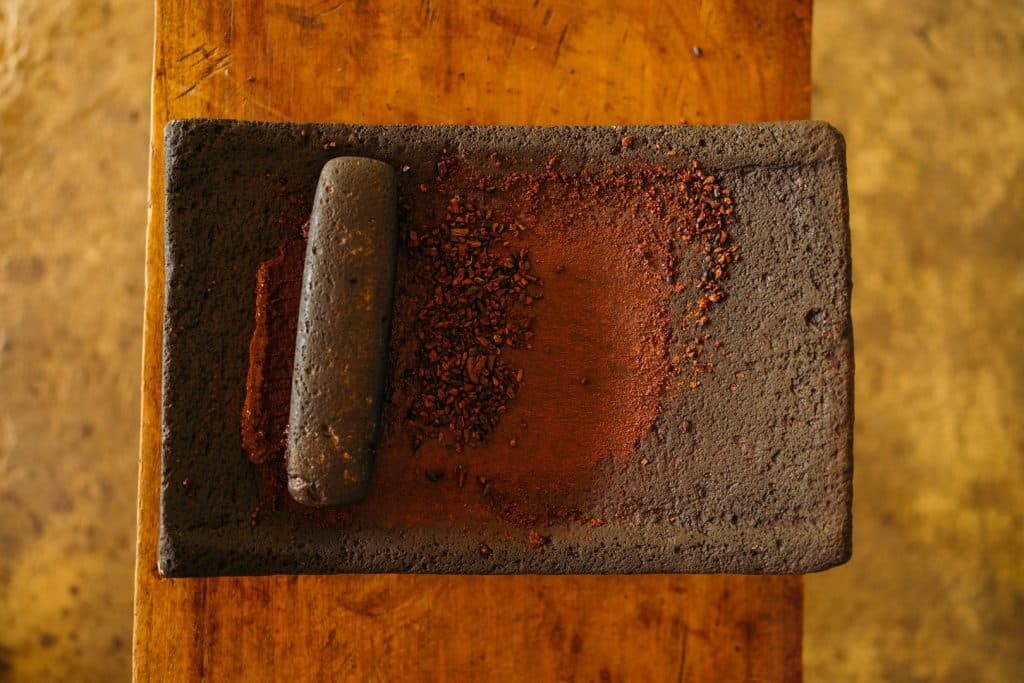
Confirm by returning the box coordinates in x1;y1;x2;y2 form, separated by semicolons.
135;1;811;680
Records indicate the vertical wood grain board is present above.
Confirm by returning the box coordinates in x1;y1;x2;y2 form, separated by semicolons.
136;1;811;680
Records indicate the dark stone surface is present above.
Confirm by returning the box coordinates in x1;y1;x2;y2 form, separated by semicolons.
160;119;852;576
287;157;398;506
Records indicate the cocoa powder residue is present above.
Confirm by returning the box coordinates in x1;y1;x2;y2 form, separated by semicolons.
241;150;736;533
480;157;738;383
391;154;737;456
241;186;310;466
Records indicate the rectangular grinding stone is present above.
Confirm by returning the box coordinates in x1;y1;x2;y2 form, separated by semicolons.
160;119;852;576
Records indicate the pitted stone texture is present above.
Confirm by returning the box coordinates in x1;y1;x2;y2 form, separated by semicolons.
160;119;851;576
287;157;398;506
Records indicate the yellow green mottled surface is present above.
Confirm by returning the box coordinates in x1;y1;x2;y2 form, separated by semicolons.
0;1;150;680
807;1;1024;681
0;0;1021;680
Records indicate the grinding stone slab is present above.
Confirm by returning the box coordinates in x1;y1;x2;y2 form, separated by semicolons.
160;119;852;577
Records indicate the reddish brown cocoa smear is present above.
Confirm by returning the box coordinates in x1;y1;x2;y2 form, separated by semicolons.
241;152;735;532
240;223;306;464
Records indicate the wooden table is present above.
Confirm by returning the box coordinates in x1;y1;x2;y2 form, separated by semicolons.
135;2;810;680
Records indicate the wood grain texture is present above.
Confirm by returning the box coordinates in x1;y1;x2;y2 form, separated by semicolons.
136;1;811;680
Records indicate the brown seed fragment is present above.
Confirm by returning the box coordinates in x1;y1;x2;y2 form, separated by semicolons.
399;184;538;449
528;530;550;548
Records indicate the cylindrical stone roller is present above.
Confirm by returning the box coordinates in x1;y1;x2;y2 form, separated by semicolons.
287;157;398;506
